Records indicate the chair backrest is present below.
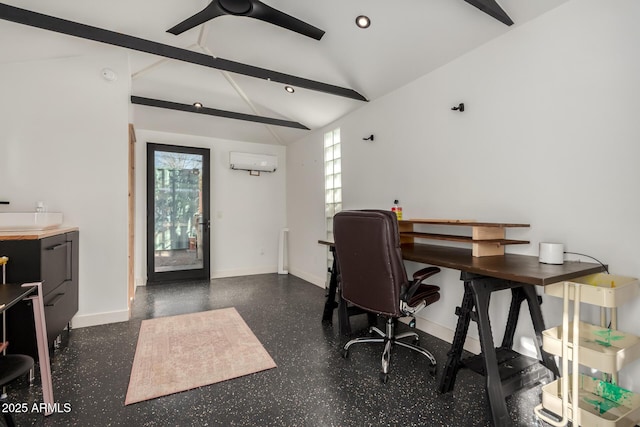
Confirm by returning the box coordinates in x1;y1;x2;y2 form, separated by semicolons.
333;210;408;317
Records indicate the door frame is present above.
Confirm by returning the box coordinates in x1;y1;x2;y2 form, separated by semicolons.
146;143;211;283
128;124;136;307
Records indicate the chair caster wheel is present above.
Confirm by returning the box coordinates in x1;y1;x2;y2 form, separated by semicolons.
341;349;349;359
379;372;389;383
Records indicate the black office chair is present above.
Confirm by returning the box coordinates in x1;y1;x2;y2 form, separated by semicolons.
0;352;34;427
333;210;441;383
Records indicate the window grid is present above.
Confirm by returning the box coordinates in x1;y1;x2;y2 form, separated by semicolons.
324;128;341;271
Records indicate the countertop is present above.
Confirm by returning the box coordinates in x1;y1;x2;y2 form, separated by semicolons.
0;226;79;241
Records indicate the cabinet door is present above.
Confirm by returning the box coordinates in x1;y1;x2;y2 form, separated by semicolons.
44;281;74;344
40;234;71;295
65;230;79;327
42;232;79;345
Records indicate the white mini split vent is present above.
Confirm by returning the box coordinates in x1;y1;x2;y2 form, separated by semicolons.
229;152;277;175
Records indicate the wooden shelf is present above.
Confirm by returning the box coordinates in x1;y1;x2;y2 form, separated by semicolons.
401;231;529;245
398;219;530;257
401;219;530;228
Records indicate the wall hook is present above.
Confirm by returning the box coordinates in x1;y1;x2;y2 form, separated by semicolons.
363;134;374;141
451;103;465;112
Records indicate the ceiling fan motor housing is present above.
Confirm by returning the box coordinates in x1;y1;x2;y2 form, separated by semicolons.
219;0;252;15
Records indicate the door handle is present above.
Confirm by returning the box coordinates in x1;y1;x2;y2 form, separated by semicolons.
47;242;70;251
201;218;211;231
45;293;65;307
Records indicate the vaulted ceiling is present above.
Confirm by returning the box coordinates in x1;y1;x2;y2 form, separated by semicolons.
0;0;568;145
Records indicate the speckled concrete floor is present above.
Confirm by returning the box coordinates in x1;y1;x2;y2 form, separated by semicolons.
4;274;550;426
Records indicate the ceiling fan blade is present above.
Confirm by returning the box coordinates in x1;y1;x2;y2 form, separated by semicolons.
250;1;325;40
463;0;513;26
167;3;226;35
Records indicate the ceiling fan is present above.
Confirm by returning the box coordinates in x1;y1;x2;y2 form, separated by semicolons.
167;0;325;40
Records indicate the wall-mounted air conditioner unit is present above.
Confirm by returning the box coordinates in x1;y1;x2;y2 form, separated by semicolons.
229;152;277;173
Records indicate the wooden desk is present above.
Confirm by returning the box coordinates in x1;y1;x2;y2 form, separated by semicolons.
401;243;603;285
0;283;54;416
321;241;605;427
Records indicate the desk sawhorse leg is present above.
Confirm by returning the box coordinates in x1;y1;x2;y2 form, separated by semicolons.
321;248;352;334
321;247;375;335
322;248;339;323
438;274;558;427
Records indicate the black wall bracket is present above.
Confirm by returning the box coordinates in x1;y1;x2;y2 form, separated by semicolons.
451;103;465;112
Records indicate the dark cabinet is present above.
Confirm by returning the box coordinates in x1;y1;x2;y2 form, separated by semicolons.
0;230;79;358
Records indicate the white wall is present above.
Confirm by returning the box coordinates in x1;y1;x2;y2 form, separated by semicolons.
133;130;287;284
287;0;640;389
286;139;327;286
0;52;131;327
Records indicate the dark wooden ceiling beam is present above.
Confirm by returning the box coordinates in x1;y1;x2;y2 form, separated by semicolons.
131;96;310;130
0;3;367;102
463;0;513;26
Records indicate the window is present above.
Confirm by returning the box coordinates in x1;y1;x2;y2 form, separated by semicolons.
324;128;341;270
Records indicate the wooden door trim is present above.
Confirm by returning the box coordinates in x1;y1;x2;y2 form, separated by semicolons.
128;123;136;312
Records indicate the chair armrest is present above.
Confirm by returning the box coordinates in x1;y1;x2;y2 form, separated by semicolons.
403;267;441;303
412;267;441;283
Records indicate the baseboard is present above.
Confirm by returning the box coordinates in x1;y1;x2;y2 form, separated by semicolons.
71;309;130;328
411;317;481;355
288;268;325;289
211;266;277;279
135;268;281;284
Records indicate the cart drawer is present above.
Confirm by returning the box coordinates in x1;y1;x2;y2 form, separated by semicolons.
544;274;639;308
542;321;640;373
541;375;640;427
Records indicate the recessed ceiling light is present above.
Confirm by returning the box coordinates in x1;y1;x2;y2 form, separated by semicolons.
355;15;370;29
193;102;203;108
285;86;295;93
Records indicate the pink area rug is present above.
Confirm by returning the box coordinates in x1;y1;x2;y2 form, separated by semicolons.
125;307;276;405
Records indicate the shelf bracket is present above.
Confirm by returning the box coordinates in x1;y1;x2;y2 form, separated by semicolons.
472;226;505;257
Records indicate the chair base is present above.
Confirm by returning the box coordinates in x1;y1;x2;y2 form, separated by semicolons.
342;317;437;382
